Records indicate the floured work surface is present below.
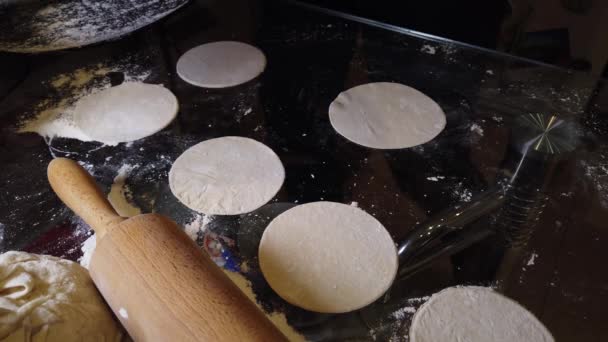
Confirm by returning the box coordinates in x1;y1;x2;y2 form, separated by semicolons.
1;1;608;341
0;0;188;53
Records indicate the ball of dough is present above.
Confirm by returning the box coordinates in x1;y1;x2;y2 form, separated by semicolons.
258;202;398;313
0;251;124;341
169;136;285;215
176;41;266;88
73;82;178;145
410;286;554;342
329;82;446;149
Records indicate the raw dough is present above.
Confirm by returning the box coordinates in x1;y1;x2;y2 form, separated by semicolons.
0;251;124;341
410;286;554;342
73;82;178;145
329;82;446;149
258;201;398;313
176;41;266;88
169;136;285;215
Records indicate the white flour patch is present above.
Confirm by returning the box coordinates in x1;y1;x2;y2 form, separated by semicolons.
184;213;214;242
391;306;417;320
118;308;128;319
452;183;473;202
107;164;141;217
17;57;152;144
368;295;431;341
426;176;445;182
486;69;494;75
527;252;538;266
78;234;96;269
470;123;484;136
420;44;436;55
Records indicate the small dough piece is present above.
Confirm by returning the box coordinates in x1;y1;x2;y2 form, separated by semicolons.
74;82;178;145
0;251;124;341
169;136;285;215
329;82;446;149
258;202;398;313
176;41;266;88
410;286;554;342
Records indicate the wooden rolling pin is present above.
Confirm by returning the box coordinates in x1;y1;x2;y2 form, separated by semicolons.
47;158;287;342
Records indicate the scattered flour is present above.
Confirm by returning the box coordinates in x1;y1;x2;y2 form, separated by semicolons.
420;44;436;55
527;252;538;266
107;164;141;218
452;183;473;202
17;57;151;144
426;176;445;182
391;306;417;320
0;0;188;53
470;123;484;136
492;115;503;123
184;213;213;242
580;154;608;208
78;234;96;269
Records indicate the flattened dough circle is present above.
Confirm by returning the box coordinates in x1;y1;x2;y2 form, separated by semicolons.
258;201;398;313
410;286;554;342
177;41;266;88
74;82;178;144
329;82;446;149
169;136;285;215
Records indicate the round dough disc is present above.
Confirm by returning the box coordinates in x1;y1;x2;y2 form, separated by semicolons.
410;286;554;342
169;136;285;215
0;251;124;341
258;201;398;313
176;41;266;88
329;82;446;149
74;82;178;145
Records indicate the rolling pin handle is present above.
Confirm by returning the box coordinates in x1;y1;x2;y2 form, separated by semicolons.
47;158;124;238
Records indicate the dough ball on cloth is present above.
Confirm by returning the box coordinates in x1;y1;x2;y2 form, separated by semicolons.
176;41;266;88
329;82;446;149
169;136;285;215
410;286;554;342
258;201;398;313
73;82;178;145
0;251;124;341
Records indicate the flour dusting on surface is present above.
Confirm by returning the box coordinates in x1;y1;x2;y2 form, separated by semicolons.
17;57;151;144
420;44;436;55
78;234;96;269
452;183;473;202
470;123;484;136
184;213;213;242
426;176;445;182
0;0;188;53
527;252;538;266
108;164;141;217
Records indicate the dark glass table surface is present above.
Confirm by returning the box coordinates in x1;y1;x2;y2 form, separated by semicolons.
1;1;607;341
